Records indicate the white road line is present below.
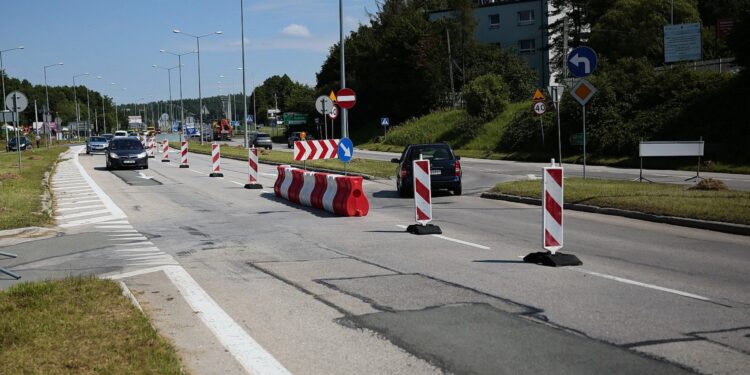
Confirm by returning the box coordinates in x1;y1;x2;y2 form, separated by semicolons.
109;233;143;237
116;241;154;246
55;209;112;220
60;215;124;228
114;247;161;253
109;237;149;241
52;184;91;190
95;225;134;229
261;172;277;177
570;268;711;302
111;229;138;233
100;220;130;224
191;170;207;175
395;225;490;250
58;192;98;199
230;181;244;186
57;204;105;212
57;199;101;206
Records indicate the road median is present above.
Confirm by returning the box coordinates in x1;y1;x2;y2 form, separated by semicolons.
483;178;750;236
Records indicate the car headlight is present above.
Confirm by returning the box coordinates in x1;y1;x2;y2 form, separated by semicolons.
137;152;147;159
109;152;119;159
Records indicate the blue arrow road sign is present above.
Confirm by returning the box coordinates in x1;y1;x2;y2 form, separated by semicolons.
567;46;597;77
338;137;354;163
381;117;390;127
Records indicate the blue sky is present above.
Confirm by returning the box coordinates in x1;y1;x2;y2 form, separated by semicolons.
0;0;379;104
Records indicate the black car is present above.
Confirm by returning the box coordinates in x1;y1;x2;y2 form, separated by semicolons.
392;143;462;197
287;132;315;148
6;136;32;152
106;138;148;170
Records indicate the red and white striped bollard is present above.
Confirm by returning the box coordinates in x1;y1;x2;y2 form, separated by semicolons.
244;147;262;189
161;140;169;162
179;140;189;168
209;142;223;177
406;158;441;234
147;137;155;158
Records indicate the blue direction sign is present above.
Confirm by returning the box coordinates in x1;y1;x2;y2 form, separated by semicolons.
338;137;354;163
381;117;390;127
567;47;597;77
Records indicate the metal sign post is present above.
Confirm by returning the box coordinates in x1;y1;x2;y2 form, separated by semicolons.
569;79;598;179
6;91;28;172
548;86;564;167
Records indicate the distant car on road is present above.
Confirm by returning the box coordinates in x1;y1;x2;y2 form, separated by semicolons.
102;133;114;141
6;136;32;152
86;136;109;154
391;143;462;197
106;138;148;170
113;130;129;138
252;132;273;149
287;132;315;148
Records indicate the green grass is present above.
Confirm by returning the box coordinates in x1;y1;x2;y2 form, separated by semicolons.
171;142;396;179
463;102;528;151
0;147;67;230
381;109;467;146
0;276;183;374
491;178;750;225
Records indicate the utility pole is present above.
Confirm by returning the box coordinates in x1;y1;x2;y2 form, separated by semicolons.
446;29;455;105
339;0;347;138
240;0;249;148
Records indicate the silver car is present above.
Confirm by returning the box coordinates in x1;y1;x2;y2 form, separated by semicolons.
252;132;273;149
86;136;109;154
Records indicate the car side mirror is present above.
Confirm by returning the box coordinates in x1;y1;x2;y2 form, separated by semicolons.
391;158;400;163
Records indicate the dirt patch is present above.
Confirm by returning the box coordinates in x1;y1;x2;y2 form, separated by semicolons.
689;178;728;191
0;172;20;181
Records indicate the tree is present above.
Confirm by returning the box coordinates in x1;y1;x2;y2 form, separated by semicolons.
728;8;750;67
463;74;509;121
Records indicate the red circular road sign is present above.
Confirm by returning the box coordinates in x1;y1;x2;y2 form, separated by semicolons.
336;88;357;109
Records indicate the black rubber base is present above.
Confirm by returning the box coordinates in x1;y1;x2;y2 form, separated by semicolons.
209;173;224;178
406;224;442;235
148;156;155;158
244;183;263;189
179;165;189;168
523;251;582;267
161;159;170;162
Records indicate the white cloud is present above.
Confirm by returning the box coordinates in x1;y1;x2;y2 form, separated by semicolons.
281;24;312;38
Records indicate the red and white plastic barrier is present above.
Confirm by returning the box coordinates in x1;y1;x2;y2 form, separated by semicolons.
294;139;339;161
147;137;155;157
210;143;223;177
179;140;189;168
161;140;169;162
413;159;432;224
244;147;261;188
273;165;369;217
542;166;563;252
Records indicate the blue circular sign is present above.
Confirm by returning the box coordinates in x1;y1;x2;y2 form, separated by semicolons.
567;46;598;78
338;137;354;163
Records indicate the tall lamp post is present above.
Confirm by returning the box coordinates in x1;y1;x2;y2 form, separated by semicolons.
240;0;249;148
172;29;222;145
43;62;64;147
2;45;23;147
95;76;107;134
73;72;89;139
152;64;178;132
160;49;195;139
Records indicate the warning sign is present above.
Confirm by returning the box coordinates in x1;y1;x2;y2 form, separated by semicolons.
532;89;546;102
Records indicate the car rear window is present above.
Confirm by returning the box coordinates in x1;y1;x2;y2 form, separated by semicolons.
90;137;106;142
409;146;453;160
110;139;143;150
257;133;270;137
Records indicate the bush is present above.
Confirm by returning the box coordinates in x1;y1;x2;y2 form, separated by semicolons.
689;178;728;191
464;74;510;122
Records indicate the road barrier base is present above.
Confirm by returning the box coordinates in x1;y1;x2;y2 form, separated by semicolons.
523;251;582;267
244;183;262;189
179;165;189;168
209;173;224;178
406;224;442;235
148;156;155;159
161;159;170;163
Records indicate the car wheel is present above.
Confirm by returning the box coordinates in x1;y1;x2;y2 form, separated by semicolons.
452;185;462;196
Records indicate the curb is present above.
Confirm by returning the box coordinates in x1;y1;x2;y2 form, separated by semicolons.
480;192;750;237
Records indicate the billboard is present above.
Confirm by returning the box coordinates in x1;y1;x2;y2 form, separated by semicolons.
664;23;701;63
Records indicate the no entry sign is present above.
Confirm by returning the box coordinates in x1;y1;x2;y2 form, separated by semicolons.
336;88;356;109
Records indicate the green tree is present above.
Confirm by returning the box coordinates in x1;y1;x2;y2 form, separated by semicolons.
463;74;509;122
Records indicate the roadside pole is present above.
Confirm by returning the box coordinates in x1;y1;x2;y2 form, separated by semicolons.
14;96;21;171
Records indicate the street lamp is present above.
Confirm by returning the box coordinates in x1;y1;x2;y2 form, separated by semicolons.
1;45;24;148
73;72;89;139
95;76;107;134
152;64;179;131
160;49;196;139
240;0;249;148
173;28;222;144
43;62;63;147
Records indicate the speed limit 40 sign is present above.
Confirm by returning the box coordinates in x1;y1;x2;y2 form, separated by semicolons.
533;101;547;116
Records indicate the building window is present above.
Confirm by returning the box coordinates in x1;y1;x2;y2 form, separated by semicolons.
518;10;534;25
488;14;500;28
518;39;536;54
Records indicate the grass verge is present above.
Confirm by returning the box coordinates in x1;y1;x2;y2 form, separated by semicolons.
0;276;183;374
170;142;395;179
491;178;750;225
0;147;67;230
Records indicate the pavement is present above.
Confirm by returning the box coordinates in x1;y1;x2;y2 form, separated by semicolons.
1;145;749;374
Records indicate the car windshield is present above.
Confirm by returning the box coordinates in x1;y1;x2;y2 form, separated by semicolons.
9;138;25;144
409;146;452;160
90;137;106;142
110;139;143;150
257;133;270;138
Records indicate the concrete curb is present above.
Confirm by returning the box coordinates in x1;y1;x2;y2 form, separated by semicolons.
481;192;750;237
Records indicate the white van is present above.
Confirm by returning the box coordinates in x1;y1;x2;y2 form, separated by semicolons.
113;130;129;138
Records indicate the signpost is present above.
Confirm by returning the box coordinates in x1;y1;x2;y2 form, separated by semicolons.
547;85;565;166
570;79;598;178
6;91;28;172
381;117;389;138
338;137;353;164
567;46;598;78
316;95;334;139
531;89;546;145
664;23;701;63
336;88;356;109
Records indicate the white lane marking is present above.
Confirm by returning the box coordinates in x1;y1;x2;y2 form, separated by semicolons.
230;181;244;186
70;146;127;219
109;237;149;241
57;199;101;206
527;174;540;180
56;204;105;212
191;170;207;175
262;190;271;194
395;225;490;250
55;209;112;220
162;266;292;375
137;171;153;180
116;241;154;247
109;233;144;237
261;172;277;177
570;268;711;302
111;229;138;233
95;225;134;229
101;220;130;224
114;247;161;253
52;184;91;190
57;192;98;199
60;215;124;228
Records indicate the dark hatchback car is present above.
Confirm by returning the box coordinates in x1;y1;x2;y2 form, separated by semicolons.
392;143;462;197
106;138;148;170
7;136;32;152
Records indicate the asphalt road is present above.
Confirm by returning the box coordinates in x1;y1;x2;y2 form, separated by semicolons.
161;134;750;192
1;145;748;374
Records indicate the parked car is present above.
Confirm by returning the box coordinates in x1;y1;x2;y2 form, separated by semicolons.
113;130;129;138
391;143;462;197
106;138;148;170
86;136;109;154
252;132;273;149
6;136;32;152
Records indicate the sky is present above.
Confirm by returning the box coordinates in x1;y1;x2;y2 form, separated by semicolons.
0;0;379;104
